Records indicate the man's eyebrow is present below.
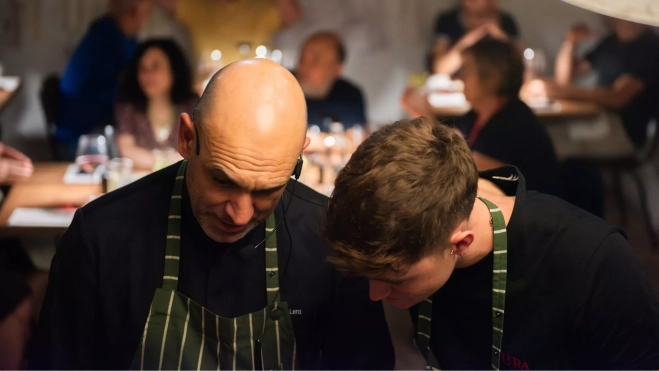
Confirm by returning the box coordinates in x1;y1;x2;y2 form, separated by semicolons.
257;182;289;193
209;167;289;192
368;275;408;285
209;167;240;186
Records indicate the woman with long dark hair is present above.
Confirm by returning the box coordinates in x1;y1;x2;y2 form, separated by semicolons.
115;38;198;170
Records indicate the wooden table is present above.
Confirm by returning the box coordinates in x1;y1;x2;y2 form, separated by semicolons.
0;163;101;237
430;98;599;120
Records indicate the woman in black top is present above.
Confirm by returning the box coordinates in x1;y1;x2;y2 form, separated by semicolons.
455;37;562;196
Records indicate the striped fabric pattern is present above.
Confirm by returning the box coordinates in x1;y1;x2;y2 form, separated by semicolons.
130;161;298;370
415;195;508;371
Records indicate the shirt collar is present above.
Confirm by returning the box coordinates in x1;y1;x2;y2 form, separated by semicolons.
478;165;526;199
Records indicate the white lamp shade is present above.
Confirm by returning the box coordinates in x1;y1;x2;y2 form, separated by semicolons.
562;0;659;27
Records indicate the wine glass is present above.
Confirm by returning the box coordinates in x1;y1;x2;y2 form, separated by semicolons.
523;48;547;78
76;134;109;174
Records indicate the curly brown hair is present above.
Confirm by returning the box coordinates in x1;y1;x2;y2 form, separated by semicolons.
325;117;478;277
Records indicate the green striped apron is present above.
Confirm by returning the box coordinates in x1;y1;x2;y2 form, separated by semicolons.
130;161;298;370
415;195;508;371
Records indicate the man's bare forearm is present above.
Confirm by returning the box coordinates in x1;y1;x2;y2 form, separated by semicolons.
555;40;576;85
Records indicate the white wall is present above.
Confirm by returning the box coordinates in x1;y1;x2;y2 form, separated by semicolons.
0;0;619;159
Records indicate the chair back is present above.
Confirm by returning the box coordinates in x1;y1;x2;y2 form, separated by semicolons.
636;112;659;164
39;74;60;159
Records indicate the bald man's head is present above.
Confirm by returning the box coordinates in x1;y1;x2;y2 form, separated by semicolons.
178;59;310;243
193;59;308;154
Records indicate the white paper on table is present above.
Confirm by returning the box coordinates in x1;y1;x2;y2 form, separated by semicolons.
0;76;20;91
525;97;562;111
8;207;76;227
63;163;103;184
427;92;469;108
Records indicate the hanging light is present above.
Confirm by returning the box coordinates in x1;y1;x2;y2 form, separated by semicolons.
561;0;659;26
210;50;222;61
255;45;268;58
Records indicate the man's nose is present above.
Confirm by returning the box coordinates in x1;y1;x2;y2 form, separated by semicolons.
369;280;392;302
225;191;254;226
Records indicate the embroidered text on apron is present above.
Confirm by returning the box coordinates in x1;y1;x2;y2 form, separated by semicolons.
415;195;508;371
130;161;298;370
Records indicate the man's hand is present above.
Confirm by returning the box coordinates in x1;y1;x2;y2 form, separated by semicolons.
400;86;433;119
566;23;595;44
456;22;507;51
456;25;490;51
482;22;508;41
0;143;33;185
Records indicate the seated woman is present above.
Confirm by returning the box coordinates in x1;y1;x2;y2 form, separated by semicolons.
455;37;562;196
115;39;198;170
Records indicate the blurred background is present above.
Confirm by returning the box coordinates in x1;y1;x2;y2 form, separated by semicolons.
0;0;617;154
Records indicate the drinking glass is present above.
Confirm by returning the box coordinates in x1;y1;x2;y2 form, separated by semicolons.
105;158;134;192
524;48;547;77
76;134;109;174
152;147;180;171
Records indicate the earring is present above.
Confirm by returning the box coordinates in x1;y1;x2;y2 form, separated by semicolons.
459;254;465;261
450;249;455;255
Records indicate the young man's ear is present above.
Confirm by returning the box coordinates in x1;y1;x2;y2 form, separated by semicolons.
450;220;475;256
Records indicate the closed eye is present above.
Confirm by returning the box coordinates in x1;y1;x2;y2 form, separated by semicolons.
254;184;286;196
214;177;238;188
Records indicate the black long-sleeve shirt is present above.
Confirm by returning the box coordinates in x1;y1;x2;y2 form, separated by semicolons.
29;163;394;370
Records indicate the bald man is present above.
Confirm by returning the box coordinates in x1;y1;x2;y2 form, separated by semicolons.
30;59;393;370
295;31;366;132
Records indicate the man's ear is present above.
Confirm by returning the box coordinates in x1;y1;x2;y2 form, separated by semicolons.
449;220;475;256
178;113;196;159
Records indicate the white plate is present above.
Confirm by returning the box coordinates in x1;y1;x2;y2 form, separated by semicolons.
8;207;76;227
0;76;20;91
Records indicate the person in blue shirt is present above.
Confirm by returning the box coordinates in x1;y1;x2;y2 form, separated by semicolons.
55;0;153;160
294;31;366;132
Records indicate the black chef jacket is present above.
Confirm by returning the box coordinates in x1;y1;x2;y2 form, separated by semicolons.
29;163;394;370
411;166;659;369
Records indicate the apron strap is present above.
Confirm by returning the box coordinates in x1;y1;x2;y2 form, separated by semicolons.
264;213;280;303
415;298;432;360
414;195;509;371
162;161;187;291
476;195;508;371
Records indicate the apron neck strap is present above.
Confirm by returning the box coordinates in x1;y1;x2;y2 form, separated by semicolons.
264;212;280;303
162;161;187;291
416;195;509;371
476;195;508;370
